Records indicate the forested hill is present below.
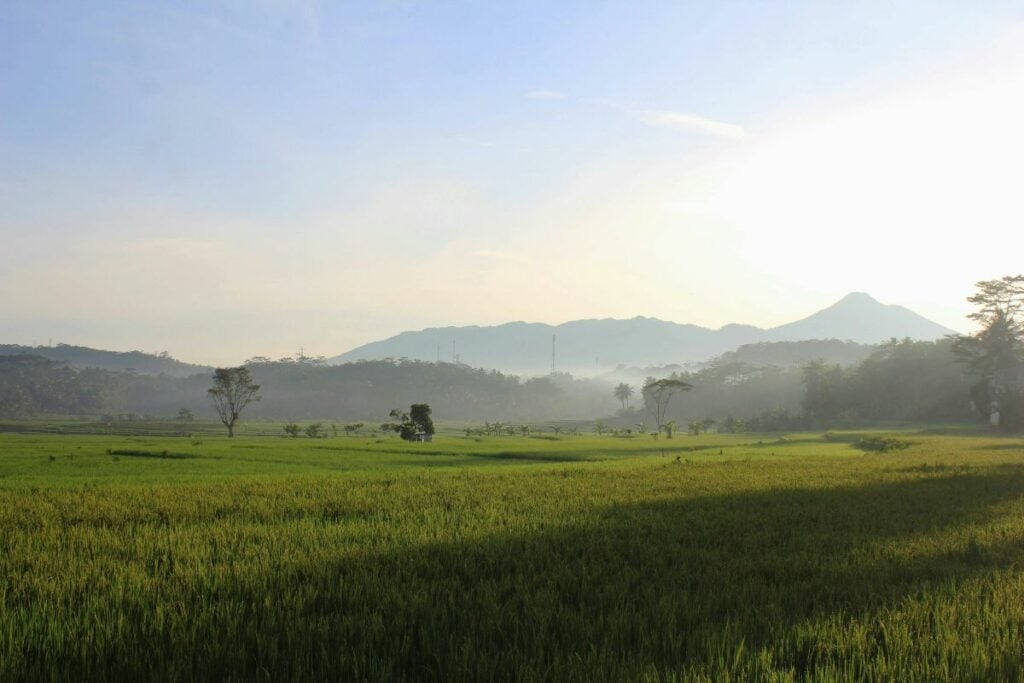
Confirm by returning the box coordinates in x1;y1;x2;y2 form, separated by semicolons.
330;292;957;375
0;356;616;422
602;339;875;387
0;340;980;428
0;344;212;378
714;340;875;368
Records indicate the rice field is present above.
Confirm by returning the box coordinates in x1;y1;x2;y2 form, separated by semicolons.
1;428;1023;680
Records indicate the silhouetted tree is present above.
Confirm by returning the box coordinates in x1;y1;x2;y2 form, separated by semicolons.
953;275;1024;428
386;403;435;441
642;377;692;435
410;404;434;436
613;382;634;411
207;366;261;437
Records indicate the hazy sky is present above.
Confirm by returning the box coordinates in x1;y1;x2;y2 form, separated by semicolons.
2;1;1023;364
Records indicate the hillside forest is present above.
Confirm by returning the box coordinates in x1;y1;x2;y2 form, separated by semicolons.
0;338;977;429
1;276;1020;431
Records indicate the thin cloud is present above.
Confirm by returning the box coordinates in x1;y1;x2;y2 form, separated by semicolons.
526;90;567;100
640;110;746;140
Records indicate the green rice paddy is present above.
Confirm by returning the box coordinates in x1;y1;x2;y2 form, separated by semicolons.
2;428;1023;680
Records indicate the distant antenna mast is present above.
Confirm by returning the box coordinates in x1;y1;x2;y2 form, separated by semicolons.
436;343;441;363
551;335;557;375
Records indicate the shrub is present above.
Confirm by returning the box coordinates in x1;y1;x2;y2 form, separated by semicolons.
855;436;912;453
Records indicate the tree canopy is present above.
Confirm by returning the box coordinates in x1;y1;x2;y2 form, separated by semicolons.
386;403;435;441
208;367;261;437
953;275;1024;429
642;377;692;435
613;382;634;411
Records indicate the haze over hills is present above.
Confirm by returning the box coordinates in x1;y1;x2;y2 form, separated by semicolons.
0;293;957;378
329;293;958;376
0;344;213;378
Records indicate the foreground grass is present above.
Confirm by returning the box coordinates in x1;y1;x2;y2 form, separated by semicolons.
1;430;1023;680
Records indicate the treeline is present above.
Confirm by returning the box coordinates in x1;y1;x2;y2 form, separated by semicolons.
622;338;974;431
715;339;874;368
0;339;985;429
0;356;121;416
0;356;617;421
799;338;973;426
234;362;615;420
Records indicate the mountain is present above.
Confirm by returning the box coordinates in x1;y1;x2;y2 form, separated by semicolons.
765;292;956;343
330;318;765;377
0;344;212;378
329;293;958;376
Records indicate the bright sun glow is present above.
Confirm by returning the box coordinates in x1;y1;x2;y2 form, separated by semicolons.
712;27;1024;320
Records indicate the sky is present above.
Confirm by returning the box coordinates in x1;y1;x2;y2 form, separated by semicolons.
2;1;1023;365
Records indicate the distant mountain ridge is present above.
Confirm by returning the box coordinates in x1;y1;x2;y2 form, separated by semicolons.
0;344;212;378
764;292;952;343
329;293;957;376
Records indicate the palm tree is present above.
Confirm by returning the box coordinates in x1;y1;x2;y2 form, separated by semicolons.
613;382;634;411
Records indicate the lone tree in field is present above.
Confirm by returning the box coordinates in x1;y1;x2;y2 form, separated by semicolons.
953;275;1024;430
208;366;261;437
642;377;692;437
386;403;435;441
613;382;634;411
